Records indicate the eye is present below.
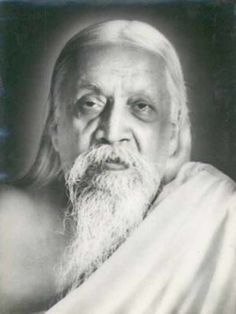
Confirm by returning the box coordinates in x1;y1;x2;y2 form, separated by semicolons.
130;101;157;122
73;95;105;118
135;103;151;111
83;100;96;108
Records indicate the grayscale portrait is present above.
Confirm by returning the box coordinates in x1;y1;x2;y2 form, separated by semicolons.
0;2;235;314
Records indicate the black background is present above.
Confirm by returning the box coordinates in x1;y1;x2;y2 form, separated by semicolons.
0;1;235;181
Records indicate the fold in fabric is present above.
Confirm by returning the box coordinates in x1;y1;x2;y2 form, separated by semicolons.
47;162;236;314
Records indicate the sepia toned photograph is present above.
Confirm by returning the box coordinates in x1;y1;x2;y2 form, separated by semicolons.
0;1;235;313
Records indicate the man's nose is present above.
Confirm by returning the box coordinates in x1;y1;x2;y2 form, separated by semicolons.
95;101;130;145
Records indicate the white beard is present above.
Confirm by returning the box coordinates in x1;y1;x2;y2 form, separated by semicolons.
56;145;161;295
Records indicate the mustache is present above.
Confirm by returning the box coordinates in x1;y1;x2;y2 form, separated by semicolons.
84;145;139;167
66;145;153;182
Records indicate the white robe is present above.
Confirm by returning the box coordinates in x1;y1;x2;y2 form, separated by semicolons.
47;162;236;314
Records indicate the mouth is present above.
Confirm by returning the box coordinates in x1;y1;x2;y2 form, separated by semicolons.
102;157;129;171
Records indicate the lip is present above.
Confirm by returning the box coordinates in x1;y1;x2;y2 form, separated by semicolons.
103;160;128;171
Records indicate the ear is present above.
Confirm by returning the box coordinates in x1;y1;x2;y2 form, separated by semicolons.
164;119;191;183
49;120;59;153
168;122;179;157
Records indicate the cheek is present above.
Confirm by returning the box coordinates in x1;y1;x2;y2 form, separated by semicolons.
55;109;80;169
72;117;99;152
134;122;171;164
57;114;99;170
57;123;78;171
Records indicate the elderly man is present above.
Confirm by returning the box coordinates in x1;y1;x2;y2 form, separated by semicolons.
0;20;236;314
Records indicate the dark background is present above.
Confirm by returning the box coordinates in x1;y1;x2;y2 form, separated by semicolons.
0;1;235;181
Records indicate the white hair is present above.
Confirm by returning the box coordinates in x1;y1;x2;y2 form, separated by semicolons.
23;20;191;186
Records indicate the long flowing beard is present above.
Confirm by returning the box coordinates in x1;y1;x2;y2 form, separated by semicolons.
56;145;161;296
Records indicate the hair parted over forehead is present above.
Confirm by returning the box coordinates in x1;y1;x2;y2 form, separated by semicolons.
52;20;187;124
21;20;191;187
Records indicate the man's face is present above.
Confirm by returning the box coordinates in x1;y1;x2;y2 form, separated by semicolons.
54;43;174;292
53;43;172;177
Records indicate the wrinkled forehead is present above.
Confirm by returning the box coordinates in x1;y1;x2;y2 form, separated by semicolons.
52;43;169;106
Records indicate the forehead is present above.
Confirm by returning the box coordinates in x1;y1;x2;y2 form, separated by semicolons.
57;43;169;104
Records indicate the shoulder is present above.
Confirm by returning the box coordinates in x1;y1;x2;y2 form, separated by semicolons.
0;185;63;237
180;163;236;220
0;185;66;313
0;186;41;246
0;185;37;220
174;162;236;194
160;162;236;212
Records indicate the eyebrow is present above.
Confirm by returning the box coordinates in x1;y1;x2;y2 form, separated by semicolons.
128;93;155;104
77;81;102;95
77;82;154;100
76;80;169;108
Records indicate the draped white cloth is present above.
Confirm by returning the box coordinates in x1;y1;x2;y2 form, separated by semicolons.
47;162;236;314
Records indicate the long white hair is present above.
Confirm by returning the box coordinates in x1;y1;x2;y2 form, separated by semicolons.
22;20;191;187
